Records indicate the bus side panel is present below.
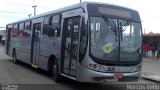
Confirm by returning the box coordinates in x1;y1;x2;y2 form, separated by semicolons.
38;36;60;70
16;37;32;64
38;37;55;70
10;30;20;60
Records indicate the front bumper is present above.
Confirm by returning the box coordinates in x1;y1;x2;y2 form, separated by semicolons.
76;65;141;83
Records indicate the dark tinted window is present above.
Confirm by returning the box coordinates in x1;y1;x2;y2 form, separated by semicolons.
51;15;61;37
43;16;52;37
43;15;61;37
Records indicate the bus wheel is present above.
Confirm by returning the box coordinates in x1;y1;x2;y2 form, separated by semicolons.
53;62;61;82
12;50;18;64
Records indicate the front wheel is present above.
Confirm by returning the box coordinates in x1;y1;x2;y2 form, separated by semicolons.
12;50;18;64
53;62;61;82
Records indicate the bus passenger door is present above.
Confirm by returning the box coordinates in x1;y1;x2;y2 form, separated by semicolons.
31;22;42;67
62;17;80;77
6;27;12;55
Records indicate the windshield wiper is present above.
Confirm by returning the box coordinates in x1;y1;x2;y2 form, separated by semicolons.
101;15;118;41
121;20;131;32
101;15;116;31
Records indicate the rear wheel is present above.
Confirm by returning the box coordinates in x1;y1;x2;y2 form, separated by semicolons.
53;61;61;82
12;50;18;64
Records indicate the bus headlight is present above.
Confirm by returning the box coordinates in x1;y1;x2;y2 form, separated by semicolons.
87;63;114;72
88;63;101;71
132;65;142;72
87;63;105;72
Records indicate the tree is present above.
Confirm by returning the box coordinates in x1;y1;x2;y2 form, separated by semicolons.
149;31;153;34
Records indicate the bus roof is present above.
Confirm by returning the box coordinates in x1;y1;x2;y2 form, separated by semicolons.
7;2;139;25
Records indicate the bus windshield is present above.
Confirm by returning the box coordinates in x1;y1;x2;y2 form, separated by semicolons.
90;16;142;62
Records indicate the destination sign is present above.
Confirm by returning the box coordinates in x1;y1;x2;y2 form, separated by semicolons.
98;7;132;18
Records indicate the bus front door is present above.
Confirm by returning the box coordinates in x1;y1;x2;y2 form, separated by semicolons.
62;17;80;77
31;23;41;67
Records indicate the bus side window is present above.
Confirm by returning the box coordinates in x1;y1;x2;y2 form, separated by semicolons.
43;15;61;38
12;24;19;37
19;23;24;31
48;15;61;37
24;21;32;37
13;24;18;30
51;15;61;37
43;16;50;37
19;22;24;37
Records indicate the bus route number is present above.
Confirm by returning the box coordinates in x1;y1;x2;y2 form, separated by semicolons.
106;67;115;72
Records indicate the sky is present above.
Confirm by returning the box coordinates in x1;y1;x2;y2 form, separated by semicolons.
0;0;159;33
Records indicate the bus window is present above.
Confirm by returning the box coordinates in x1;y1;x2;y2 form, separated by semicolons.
19;23;24;30
13;24;18;30
51;15;61;37
43;15;61;37
43;16;50;37
19;22;24;37
24;21;31;37
43;16;55;37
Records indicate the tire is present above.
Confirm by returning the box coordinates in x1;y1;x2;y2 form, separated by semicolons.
53;61;61;82
12;50;18;64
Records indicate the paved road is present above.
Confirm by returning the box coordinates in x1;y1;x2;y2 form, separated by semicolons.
0;46;55;84
142;58;160;75
0;45;159;90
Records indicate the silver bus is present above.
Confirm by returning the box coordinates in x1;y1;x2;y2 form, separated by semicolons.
5;2;143;83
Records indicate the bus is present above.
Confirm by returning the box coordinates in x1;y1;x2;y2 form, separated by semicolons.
5;2;143;83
